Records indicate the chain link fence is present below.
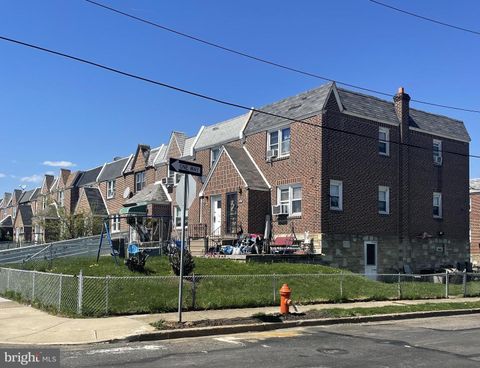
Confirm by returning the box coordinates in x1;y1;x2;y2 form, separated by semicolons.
1;267;480;317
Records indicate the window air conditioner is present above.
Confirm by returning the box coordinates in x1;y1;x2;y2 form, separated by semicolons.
272;204;289;215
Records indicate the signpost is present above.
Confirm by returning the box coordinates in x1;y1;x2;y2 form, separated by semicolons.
169;158;202;323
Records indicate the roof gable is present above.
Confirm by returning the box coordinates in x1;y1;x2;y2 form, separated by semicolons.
200;145;270;196
244;82;333;135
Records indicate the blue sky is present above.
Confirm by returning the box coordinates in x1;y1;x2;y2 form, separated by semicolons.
0;0;479;194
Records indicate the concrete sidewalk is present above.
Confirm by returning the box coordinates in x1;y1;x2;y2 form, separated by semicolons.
1;296;480;345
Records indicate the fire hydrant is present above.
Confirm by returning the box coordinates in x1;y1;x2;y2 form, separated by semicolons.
280;283;292;315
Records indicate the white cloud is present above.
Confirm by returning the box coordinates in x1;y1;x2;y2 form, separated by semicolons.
45;171;55;176
0;173;6;178
20;174;43;183
43;160;76;168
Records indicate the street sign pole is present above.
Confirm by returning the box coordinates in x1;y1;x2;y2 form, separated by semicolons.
178;174;188;323
169;158;202;323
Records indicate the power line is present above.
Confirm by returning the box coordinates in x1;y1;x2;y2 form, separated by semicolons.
84;0;480;114
369;0;480;36
0;33;476;160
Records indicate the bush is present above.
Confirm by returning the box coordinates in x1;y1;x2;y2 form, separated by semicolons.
168;247;195;276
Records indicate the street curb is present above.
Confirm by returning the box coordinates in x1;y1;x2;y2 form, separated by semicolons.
118;308;480;343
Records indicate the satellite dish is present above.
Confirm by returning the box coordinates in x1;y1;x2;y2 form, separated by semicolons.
123;187;132;199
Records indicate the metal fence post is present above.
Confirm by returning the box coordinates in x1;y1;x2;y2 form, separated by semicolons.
77;269;83;315
105;275;110;315
32;272;36;301
339;272;344;301
463;270;467;297
445;270;449;299
273;274;277;303
397;273;402;300
191;273;196;310
58;274;62;312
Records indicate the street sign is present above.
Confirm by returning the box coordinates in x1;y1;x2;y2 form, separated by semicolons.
176;175;196;209
169;158;203;177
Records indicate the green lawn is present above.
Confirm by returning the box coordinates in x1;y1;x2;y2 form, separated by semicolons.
3;256;480;317
14;256;341;276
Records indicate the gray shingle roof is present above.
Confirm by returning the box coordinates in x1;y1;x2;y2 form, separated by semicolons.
154;145;167;166
244;83;333;135
97;157;130;183
0;215;12;227
147;147;161;167
19;189;36;204
1;193;12;208
83;187;108;216
409;108;470;142
124;183;169;206
244;82;469;142
470;179;480;191
195;113;250;150
182;137;196;158
76;166;103;187
224;146;269;190
337;88;399;123
18;205;33;226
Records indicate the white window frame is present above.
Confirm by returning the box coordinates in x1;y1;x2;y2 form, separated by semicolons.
329;180;343;211
135;171;145;192
168;167;181;186
277;184;302;216
433;139;442;165
211;147;221;166
111;215;121;233
107;180;116;199
433;192;442;218
175;205;189;228
13;207;16;219
58;191;64;207
378;127;390;156
378;186;390;214
267;126;291;158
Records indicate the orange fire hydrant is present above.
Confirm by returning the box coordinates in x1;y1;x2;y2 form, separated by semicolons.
280;283;292;315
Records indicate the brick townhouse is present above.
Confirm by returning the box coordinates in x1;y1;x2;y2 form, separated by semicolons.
469;179;480;265
13;188;40;243
0;192;13;241
188;82;470;274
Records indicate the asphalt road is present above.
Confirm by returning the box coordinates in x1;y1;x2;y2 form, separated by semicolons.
57;314;480;367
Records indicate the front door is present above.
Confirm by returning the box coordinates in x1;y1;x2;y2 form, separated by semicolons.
211;196;222;236
364;241;377;278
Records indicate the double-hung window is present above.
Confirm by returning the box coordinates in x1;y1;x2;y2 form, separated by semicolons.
378;127;390;156
168;167;181;185
58;191;64;207
135;171;145;192
175;206;189;228
107;180;116;199
329;180;343;210
433;139;442;165
211;147;221;166
111;215;121;233
268;127;291;157
378;186;390;214
433;192;442;218
277;185;302;216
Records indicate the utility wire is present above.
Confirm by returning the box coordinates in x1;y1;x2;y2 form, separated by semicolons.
0;33;476;159
84;0;480;114
370;0;480;36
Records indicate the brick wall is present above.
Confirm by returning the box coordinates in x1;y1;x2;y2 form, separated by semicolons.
470;192;480;264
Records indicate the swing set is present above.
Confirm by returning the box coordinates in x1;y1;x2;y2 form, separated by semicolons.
96;213;172;266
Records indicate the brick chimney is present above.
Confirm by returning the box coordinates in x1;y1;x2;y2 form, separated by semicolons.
393;87;410;142
60;169;71;185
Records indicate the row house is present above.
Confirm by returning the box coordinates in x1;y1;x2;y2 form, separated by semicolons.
0;193;13;241
469;179;480;265
185;82;470;274
0;83;470;274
